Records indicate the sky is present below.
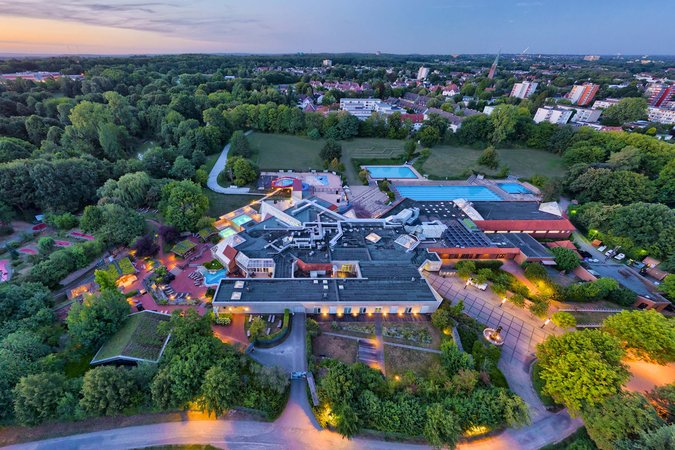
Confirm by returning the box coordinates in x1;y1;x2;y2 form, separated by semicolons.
0;0;673;56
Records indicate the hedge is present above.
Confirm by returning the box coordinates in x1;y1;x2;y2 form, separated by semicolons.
254;309;291;347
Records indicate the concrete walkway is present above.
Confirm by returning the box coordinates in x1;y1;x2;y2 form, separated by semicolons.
206;130;255;194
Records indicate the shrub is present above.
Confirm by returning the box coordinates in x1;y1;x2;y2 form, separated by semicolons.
529;300;549;319
551;312;576;329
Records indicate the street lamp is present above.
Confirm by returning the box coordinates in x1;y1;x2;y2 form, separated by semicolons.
541;318;551;329
500;297;507;308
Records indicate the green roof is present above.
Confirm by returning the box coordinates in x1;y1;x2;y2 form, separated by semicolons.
171;239;197;256
118;257;136;275
198;226;217;240
91;311;171;364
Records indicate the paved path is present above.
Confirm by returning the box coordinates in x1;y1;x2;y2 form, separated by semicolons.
426;273;561;364
207;130;255;194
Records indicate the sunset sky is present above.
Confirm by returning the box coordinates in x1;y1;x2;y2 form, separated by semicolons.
1;0;673;55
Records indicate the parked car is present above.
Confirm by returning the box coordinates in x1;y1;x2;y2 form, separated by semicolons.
291;371;307;379
598;245;607;252
588;269;601;277
605;250;615;257
614;253;626;261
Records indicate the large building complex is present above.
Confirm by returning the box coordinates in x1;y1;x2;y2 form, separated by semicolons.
510;81;538;99
417;66;430;80
567;83;599;106
339;98;400;119
534;107;573;124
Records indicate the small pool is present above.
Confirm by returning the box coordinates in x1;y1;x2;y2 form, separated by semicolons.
498;183;533;194
232;214;253;226
396;185;502;201
275;178;294;187
366;165;417;179
219;227;237;239
203;269;227;286
315;175;329;186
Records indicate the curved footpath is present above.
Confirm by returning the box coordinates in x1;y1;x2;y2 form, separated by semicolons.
206;130;255;194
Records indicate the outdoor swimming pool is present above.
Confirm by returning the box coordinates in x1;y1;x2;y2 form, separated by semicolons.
315;175;329;185
366;166;418;179
498;183;533;194
395;185;502;201
219;227;237;239
232;214;253;226
203;269;227;286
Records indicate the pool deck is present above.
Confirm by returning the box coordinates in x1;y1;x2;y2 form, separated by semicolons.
261;170;347;208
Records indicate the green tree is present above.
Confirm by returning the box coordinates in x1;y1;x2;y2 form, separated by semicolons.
249;316;266;340
169;155;196;180
601;98;648;125
320;139;342;162
229;130;251;158
423;403;461;449
456;260;475;279
550;247;580;272
335;402;360;438
81;204;145;246
418;126;441;148
608;203;674;259
37;236;55;254
440;341;474;375
404;140;417;160
80;366;136;416
431;308;451;331
94;268;118;292
160;180;209;231
529;300;549;319
551;312;577;329
199;364;240;417
232;157;259;186
477;146;500;169
97;172;153;208
602;310;675;364
662;275;675;301
13;372;68;425
536;330;629;414
66;290;129;350
583;392;663;450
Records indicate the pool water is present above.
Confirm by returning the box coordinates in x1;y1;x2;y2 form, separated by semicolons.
232;214;253;226
366;166;417;179
396;185;502;201
275;178;294;187
315;175;329;185
498;183;533;194
219;227;237;239
203;269;227;286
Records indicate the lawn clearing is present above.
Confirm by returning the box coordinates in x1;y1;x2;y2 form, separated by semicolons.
92;311;170;364
384;345;441;378
312;334;358;364
568;310;617;326
418;146;565;180
249;133;324;171
204;190;262;218
341;138;407;185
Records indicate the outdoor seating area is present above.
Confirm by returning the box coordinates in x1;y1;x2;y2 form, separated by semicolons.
188;270;204;286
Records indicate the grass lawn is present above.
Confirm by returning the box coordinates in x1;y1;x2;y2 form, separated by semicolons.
204;190;263;218
384;345;441;378
418;145;565;180
341;138;407;185
312;334;358;364
248;133;324;171
568;311;617;325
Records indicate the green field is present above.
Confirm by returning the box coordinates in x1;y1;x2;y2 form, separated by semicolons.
205;191;262;218
249;133;324;171
245;132;563;184
418;146;565;179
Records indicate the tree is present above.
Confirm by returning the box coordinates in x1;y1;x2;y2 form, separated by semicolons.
440;341;474;375
536;330;628;414
601;98;648;125
160;180;209;231
229;130;250;158
404;140;416;160
131;234;159;257
320;139;342;162
602;310;675;364
489;105;523;144
477;146;500;169
608;146;642;170
582;392;663;450
551;312;577;329
13;372;68;425
94;269;118;292
424;403;461;449
249;316;266;341
431;308;451;331
529;300;549;319
663;275;675;301
80;366;136;416
335;402;360;438
81;204;145;246
456;260;475;279
45;212;78;230
418;126;441;148
608;203;674;259
37;236;55;254
231;157;258;186
198;364;240;417
569;168;655;205
66;290;130;350
169;155;196;180
550;247;580;272
0;137;34;163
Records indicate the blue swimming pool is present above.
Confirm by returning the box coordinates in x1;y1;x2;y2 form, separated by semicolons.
366;166;417;179
232;214;253;226
315;175;329;185
219;227;237;239
498;183;533;194
396;185;502;201
203;269;227;286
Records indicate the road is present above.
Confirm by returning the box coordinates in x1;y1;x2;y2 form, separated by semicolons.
207;130;255;194
9;311;582;450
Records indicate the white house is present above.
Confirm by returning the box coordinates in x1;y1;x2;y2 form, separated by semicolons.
533;107;573;124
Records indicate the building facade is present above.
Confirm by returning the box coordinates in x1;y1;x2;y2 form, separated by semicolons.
568;83;599;106
534;107;573;124
510;81;538;99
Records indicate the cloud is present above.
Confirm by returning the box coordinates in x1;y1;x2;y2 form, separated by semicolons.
0;1;259;40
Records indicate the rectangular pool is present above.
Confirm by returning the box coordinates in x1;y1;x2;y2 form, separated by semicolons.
219;227;237;239
498;183;533;194
395;185;502;201
366;166;417;179
232;214;253;226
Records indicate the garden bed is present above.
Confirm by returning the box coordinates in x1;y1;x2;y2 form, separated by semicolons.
382;321;440;348
312;334;358;364
384;345;441;378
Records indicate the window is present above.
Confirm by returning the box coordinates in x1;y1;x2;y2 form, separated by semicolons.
374;307;382;314
343;307;352;314
404;307;413;314
314;307;321;314
359;307;367;314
